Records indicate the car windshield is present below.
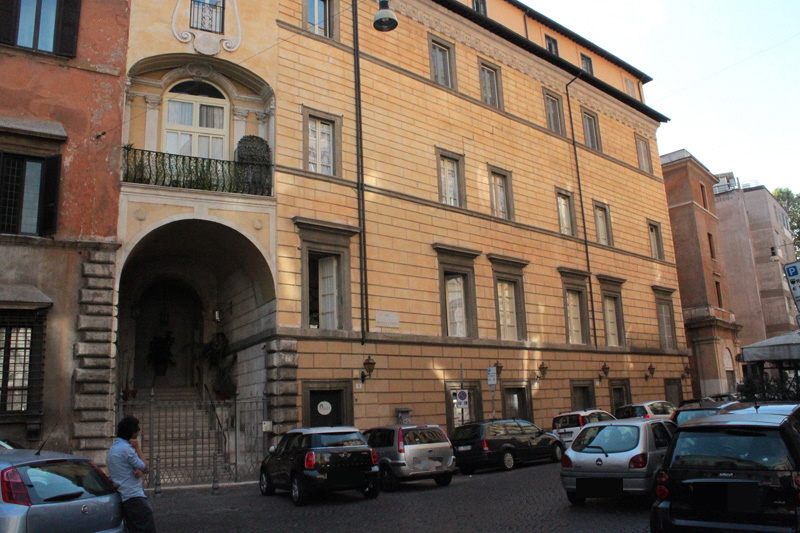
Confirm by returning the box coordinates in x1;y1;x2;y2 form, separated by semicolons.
572;425;640;453
451;425;480;441
670;428;795;470
616;406;646;419
18;460;115;504
553;415;579;429
313;432;366;447
675;409;718;425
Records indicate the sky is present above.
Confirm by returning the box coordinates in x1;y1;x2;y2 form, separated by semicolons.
524;0;800;193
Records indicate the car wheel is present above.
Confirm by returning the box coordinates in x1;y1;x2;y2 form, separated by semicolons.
551;443;564;463
501;451;515;471
362;481;380;499
379;465;400;492
459;465;475;476
259;469;275;496
434;472;453;486
566;491;586;505
291;475;310;506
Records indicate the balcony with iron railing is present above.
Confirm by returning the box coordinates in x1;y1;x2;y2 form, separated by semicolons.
121;146;273;197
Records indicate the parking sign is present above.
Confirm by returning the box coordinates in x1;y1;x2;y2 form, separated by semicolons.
786;261;800;314
456;390;469;409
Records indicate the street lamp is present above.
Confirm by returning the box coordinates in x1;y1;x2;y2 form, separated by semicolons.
361;356;376;383
373;0;398;32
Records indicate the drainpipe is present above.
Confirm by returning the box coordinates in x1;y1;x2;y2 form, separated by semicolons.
352;0;370;345
565;73;598;347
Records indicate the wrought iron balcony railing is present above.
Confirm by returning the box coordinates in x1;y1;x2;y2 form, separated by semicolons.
122;146;272;197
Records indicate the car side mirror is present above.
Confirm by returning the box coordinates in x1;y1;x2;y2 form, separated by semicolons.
268;445;276;453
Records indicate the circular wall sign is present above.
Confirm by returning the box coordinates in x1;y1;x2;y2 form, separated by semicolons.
317;401;332;416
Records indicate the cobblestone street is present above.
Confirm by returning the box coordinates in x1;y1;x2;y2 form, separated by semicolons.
150;462;650;532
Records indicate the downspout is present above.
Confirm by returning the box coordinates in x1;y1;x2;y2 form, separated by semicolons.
565;73;598;347
352;0;370;345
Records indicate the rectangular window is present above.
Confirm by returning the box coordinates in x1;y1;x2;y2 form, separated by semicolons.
496;280;518;340
1;0;81;57
479;62;501;108
445;274;466;337
308;117;333;175
472;0;486;15
635;135;653;173
603;295;622;347
0;310;45;414
308;253;339;329
655;294;676;350
699;183;709;209
580;54;593;75
582;110;601;151
190;0;225;34
307;0;330;36
437;149;465;208
0;152;59;236
430;38;455;88
594;203;612;246
708;233;716;260
565;290;586;344
544;91;564;135
624;78;637;99
490;170;512;220
648;221;664;260
557;191;575;236
715;281;724;307
435;244;479;339
570;380;595;411
545;35;559;56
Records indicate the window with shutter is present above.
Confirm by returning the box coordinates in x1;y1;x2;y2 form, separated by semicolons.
0;0;81;57
557;192;574;236
582;110;601;151
480;63;500;108
544;92;563;135
497;280;517;340
603;295;620;346
318;255;338;329
594;203;612;246
566;290;584;344
445;274;466;337
0;151;60;236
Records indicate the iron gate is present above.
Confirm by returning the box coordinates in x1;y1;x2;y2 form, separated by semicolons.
116;397;268;487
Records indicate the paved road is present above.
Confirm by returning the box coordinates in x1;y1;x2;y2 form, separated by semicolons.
150;462;650;532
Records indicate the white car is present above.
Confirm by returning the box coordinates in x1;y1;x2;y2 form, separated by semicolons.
552;409;615;448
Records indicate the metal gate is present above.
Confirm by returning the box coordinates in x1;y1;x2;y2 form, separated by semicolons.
116;396;267;487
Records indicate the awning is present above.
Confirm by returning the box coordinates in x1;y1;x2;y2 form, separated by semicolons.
0;284;53;310
741;330;800;362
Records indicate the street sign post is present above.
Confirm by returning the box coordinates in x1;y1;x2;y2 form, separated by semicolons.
456;389;469;409
487;366;497;418
785;261;800;314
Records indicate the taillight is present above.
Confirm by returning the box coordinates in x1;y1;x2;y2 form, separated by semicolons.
655;484;669;500
629;453;648;469
370;449;378;466
397;429;404;453
578;415;585;427
304;452;315;469
643;413;651;419
561;454;573;468
1;467;31;506
481;438;490;452
669;411;677;422
657;470;669;484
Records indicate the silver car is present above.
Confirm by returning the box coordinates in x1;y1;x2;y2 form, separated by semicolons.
552;409;615;448
0;449;123;533
615;401;675;420
560;418;676;505
363;424;455;491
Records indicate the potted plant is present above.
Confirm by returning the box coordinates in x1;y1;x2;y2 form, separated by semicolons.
147;331;176;376
201;333;237;400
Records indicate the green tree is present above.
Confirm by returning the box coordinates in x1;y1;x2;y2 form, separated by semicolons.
773;187;800;260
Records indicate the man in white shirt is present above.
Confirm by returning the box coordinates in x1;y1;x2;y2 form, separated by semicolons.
107;416;157;532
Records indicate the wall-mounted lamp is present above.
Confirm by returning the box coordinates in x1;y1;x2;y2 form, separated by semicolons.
361;356;376;383
373;0;398;32
598;363;610;382
645;363;656;381
681;363;691;381
534;361;549;383
494;360;504;379
213;307;222;323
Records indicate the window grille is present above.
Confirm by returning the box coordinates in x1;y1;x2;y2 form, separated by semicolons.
190;0;225;34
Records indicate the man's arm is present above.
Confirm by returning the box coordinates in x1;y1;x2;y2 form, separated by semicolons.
128;438;149;474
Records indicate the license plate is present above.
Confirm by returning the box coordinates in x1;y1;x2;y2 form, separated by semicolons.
456;446;471;452
692;482;759;512
577;477;622;498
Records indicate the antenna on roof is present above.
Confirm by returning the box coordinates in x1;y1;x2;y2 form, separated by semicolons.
35;424;58;456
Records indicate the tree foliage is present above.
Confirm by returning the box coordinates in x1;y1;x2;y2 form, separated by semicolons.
773;187;800;259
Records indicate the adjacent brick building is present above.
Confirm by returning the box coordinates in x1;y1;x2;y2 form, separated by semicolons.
661;150;741;397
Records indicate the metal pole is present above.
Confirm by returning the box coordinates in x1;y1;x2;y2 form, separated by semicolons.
492;389;496;419
154;456;162;498
234;399;240;482
212;451;219;495
459;364;464;425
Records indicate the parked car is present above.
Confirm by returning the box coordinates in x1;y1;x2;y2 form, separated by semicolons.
450;419;563;475
560;418;677;505
716;401;800;418
259;426;380;506
678;393;737;407
0;438;23;450
0;449;123;533
651;411;800;532
669;399;743;425
615;401;676;420
552;409;615;448
363;424;455;491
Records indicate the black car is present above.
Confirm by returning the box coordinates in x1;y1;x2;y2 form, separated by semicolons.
259;426;380;506
651;410;800;532
450;419;563;475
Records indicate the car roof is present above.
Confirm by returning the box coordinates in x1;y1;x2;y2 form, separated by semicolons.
365;424;442;430
554;409;611;417
678;413;788;429
676;400;741;411
287;426;361;434
619;401;670;408
717;402;800;417
581;418;666;429
0;449;89;466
